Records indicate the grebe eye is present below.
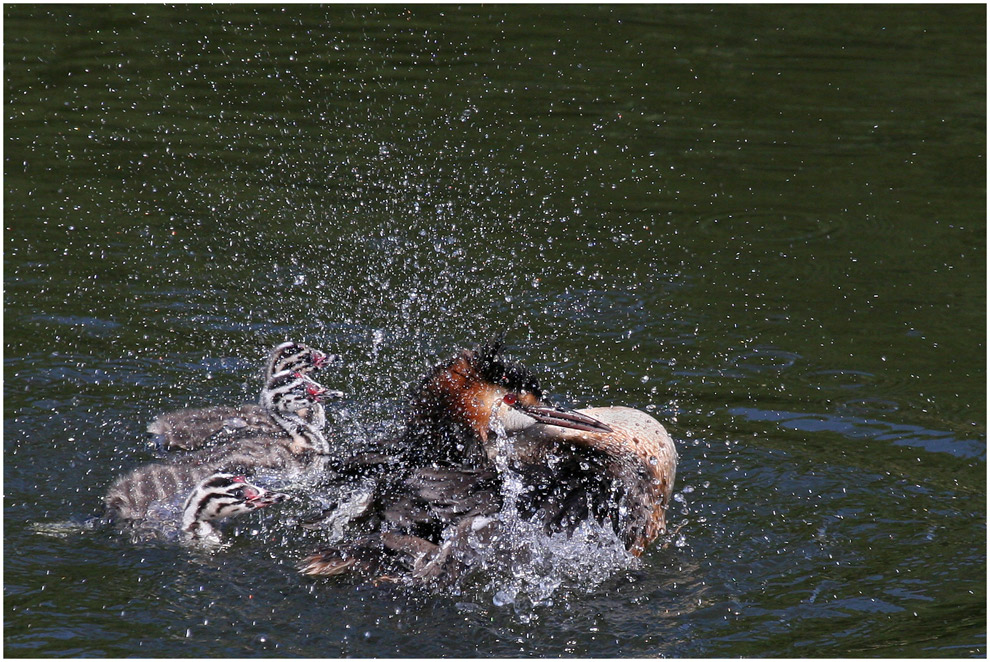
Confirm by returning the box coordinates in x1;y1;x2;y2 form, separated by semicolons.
503;393;518;406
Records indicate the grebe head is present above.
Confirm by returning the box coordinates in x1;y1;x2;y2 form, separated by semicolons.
180;473;287;541
406;337;613;462
403;337;555;463
260;370;343;427
266;341;333;380
261;370;337;454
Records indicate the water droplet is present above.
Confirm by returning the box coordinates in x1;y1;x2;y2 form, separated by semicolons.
493;589;514;606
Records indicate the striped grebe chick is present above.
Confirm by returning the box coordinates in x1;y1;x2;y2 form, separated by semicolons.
147;341;340;451
176;370;337;478
180;473;286;544
105;467;285;546
105;371;331;544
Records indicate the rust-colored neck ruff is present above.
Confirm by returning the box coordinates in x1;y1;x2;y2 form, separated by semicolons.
404;347;544;466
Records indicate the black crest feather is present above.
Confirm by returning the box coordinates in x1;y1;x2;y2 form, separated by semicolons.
471;335;543;398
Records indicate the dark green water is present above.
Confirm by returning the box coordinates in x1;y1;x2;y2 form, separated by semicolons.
4;4;985;657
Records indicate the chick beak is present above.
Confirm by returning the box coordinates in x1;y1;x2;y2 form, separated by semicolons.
248;490;288;508
303;379;344;401
320;387;345;401
311;350;330;369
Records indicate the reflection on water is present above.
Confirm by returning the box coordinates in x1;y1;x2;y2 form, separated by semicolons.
5;3;985;658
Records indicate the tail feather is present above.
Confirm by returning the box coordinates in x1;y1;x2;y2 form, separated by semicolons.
297;551;359;577
297;531;439;579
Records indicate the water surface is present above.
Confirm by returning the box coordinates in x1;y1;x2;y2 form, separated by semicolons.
4;5;985;657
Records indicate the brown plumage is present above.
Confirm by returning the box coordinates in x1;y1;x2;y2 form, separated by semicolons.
299;339;677;582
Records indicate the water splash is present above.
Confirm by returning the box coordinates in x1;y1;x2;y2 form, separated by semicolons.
463;422;636;612
477;514;636;616
30;517;100;538
296;477;378;546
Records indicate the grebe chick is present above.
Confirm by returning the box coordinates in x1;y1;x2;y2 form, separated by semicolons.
180;473;286;544
179;370;336;477
105;467;285;545
147;341;340;451
298;339;675;582
105;371;331;544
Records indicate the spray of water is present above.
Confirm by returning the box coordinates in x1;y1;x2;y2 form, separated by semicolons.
454;417;636;612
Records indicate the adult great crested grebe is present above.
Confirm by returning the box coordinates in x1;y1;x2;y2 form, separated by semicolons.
147;341;339;451
298;338;677;582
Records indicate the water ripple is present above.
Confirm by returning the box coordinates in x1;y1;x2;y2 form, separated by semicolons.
729;406;986;461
